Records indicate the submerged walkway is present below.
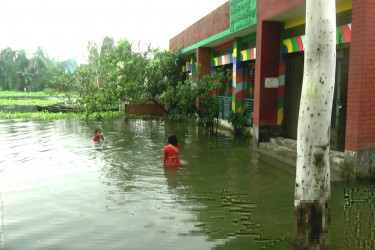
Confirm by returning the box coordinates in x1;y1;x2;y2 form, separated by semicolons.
255;137;345;182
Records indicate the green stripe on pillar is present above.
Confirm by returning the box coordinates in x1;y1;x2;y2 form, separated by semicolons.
291;38;299;52
191;54;197;77
232;38;243;112
277;96;284;109
235;100;243;112
336;27;344;44
246;50;251;60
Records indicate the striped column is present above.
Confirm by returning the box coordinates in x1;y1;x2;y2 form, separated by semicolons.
211;49;218;96
278;61;286;125
191;54;197;78
232;38;244;112
249;63;255;97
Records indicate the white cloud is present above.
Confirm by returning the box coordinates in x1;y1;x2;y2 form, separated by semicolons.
0;0;228;63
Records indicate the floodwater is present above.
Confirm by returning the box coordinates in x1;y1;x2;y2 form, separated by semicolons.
0;118;374;249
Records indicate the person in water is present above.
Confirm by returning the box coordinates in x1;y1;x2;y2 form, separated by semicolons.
92;128;104;142
163;134;181;167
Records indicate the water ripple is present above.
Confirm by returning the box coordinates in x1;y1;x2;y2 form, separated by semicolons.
0;118;353;249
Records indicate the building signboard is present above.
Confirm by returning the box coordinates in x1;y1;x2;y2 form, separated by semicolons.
265;77;279;88
230;0;257;33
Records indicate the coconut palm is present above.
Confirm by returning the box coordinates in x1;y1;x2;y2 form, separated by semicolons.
28;47;50;90
28;46;48;75
17;67;33;90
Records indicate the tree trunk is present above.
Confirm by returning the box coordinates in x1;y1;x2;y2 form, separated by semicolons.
294;0;336;248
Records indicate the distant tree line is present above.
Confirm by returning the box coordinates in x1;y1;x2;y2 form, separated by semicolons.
0;46;77;91
50;36;231;135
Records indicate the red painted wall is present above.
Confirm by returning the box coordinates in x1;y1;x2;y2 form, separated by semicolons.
346;0;375;151
253;21;281;126
196;47;212;80
169;2;230;51
257;0;304;21
253;0;304;127
125;103;165;116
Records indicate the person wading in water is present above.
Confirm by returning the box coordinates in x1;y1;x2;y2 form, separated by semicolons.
163;134;181;168
92;128;104;142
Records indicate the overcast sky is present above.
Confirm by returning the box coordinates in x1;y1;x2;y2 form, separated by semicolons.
0;0;228;63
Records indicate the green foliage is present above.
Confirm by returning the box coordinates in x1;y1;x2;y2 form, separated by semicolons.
50;39;182;119
100;40;150;103
0;46;73;92
44;36;230;137
50;64;119;114
164;67;231;136
17;67;33;89
28;46;49;90
100;36;115;59
146;49;182;109
28;47;48;75
0;48;19;91
228;109;251;137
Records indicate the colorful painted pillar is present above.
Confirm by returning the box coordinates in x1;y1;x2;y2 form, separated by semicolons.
210;48;219;96
277;26;285;126
190;54;197;78
239;47;256;98
277;61;286;125
232;38;244;112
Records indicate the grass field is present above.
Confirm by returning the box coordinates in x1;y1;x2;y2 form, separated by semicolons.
0;91;125;120
0;111;124;120
0;91;60;98
0;99;62;106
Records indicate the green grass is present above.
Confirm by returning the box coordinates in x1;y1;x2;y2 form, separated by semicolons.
0;99;63;106
0;111;124;120
0;91;127;121
0;91;65;98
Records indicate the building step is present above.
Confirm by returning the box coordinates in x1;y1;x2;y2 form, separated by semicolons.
259;141;296;161
258;141;297;166
258;137;346;181
269;137;297;151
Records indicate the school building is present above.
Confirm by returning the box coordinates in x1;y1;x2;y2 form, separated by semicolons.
169;0;375;180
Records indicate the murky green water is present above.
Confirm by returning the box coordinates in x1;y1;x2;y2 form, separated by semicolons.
0;118;374;249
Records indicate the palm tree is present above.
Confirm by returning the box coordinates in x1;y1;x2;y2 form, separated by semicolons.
28;47;49;90
17;67;33;90
28;46;48;75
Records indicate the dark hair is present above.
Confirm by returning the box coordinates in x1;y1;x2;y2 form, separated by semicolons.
94;128;101;135
168;134;178;146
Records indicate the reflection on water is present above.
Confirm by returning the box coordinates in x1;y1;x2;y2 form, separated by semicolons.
343;188;375;249
0;118;373;249
0;105;37;113
0;193;4;249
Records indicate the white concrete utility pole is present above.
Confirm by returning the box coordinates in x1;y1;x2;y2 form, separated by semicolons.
294;0;336;248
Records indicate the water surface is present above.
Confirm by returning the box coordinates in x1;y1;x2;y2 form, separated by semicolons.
0;118;373;249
